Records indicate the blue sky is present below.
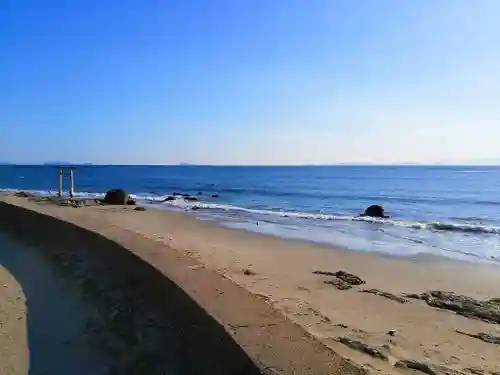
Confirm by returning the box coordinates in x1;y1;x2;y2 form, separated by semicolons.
1;0;499;165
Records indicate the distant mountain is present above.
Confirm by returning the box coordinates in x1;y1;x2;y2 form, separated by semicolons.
466;158;500;165
43;161;72;165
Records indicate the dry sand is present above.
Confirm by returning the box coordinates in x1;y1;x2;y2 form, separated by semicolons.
0;267;27;375
3;196;500;375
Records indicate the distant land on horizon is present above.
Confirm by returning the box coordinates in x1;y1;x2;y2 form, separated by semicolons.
0;161;500;167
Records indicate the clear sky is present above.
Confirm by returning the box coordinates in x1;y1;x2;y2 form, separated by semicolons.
1;0;499;165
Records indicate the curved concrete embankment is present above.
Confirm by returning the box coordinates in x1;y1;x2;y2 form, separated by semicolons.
0;200;366;375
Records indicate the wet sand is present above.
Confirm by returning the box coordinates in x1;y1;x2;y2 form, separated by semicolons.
2;196;500;374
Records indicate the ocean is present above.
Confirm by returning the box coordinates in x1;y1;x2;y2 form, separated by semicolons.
1;165;500;264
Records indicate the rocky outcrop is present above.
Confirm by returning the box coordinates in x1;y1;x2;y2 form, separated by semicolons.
126;198;136;205
334;271;366;286
314;270;366;290
313;270;366;285
324;278;352;290
103;189;128;205
456;330;500;345
336;337;388;361
394;360;467;375
13;191;36;198
360;289;409;304
404;291;500;324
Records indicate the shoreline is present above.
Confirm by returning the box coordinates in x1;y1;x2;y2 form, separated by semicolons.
3;186;500;265
2;196;500;374
209;214;500;268
152;199;500;270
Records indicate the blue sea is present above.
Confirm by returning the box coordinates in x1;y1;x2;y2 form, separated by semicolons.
2;165;500;264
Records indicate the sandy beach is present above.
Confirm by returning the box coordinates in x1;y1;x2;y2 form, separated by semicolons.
2;196;500;375
0;265;27;375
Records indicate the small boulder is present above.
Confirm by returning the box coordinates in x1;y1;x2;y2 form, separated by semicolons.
362;205;388;218
126;198;136;205
13;191;35;198
184;196;198;201
334;270;366;285
134;206;146;211
162;196;176;202
212;194;220;198
103;189;128;205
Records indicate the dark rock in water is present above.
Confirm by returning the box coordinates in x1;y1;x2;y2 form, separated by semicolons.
212;194;220;198
184;196;198;201
172;192;182;196
134;206;146;211
162;196;176;202
404;290;500;324
13;191;35;198
126;198;136;205
191;206;200;211
197;191;203;195
103;189;128;205
362;205;388;218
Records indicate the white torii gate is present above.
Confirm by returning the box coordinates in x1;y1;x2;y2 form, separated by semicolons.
57;167;75;198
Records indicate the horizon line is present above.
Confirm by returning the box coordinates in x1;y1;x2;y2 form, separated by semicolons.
1;163;500;167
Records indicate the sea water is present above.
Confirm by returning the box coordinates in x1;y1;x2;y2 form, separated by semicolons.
2;165;500;263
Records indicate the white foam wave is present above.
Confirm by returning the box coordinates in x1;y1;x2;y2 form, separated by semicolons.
153;196;500;235
408;221;500;234
452;170;489;173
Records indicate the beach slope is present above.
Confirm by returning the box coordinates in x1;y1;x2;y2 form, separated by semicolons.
1;197;500;374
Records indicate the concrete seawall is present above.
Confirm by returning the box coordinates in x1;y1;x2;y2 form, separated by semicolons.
0;199;366;375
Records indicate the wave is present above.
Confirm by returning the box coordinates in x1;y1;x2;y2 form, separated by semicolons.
151;195;500;235
2;188;500;236
452;170;490;173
